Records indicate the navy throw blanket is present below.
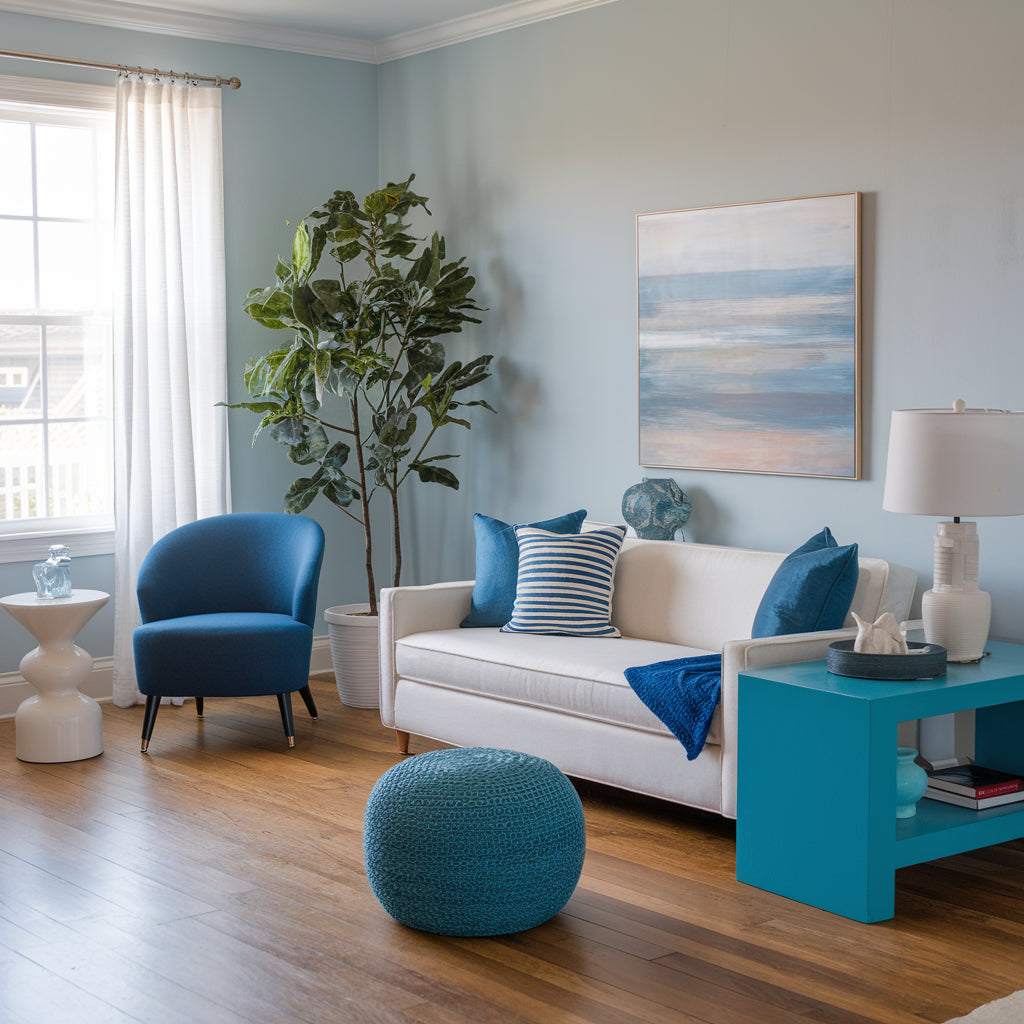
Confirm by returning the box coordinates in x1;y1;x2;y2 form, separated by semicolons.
623;654;722;761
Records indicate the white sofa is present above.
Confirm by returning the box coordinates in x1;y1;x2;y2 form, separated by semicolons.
378;535;916;818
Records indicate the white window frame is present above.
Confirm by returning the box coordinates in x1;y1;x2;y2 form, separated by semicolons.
0;74;115;563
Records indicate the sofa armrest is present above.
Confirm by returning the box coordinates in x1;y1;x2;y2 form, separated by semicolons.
378;581;475;728
718;626;857;817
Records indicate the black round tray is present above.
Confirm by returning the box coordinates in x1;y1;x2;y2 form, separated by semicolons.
826;639;947;680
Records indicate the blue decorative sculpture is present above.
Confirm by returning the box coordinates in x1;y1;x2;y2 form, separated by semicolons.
621;478;692;541
33;544;72;599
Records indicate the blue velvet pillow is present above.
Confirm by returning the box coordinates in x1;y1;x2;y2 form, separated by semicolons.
751;527;859;638
460;509;587;627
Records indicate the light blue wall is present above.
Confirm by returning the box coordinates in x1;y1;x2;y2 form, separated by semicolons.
0;11;379;671
379;0;1024;643
4;0;1024;673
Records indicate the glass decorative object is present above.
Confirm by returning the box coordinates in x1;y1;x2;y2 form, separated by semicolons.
33;545;72;600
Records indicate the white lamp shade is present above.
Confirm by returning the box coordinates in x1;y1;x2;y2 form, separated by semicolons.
882;406;1024;518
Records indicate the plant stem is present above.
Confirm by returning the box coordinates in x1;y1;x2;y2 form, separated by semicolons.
310;416;356;435
350;395;377;615
390;484;402;589
396;406;449;490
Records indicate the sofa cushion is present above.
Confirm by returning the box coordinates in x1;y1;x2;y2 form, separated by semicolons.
751;527;859;638
395;628;722;745
461;509;587;628
502;524;626;637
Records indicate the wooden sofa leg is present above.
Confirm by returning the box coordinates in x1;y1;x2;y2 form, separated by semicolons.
396;730;410;754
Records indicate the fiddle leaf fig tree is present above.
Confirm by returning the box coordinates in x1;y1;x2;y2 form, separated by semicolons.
227;176;493;616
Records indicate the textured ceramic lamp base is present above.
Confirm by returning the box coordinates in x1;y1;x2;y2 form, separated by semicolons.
923;586;991;664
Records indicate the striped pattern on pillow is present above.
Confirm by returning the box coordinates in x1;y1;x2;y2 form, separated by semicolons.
500;524;627;637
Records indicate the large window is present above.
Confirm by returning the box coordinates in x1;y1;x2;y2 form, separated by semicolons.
0;76;115;560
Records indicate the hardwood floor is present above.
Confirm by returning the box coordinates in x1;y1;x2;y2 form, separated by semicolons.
2;676;1023;1024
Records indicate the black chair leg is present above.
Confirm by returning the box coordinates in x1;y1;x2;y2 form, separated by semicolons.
297;684;318;720
141;695;160;753
277;692;295;748
195;696;204;718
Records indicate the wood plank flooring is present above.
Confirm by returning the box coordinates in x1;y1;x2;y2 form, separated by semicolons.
1;676;1023;1024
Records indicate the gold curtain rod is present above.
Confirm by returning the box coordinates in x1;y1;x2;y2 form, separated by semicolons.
0;47;241;89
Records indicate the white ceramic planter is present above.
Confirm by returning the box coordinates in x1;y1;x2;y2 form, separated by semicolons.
324;603;380;709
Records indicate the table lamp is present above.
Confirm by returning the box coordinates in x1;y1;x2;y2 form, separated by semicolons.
882;400;1024;662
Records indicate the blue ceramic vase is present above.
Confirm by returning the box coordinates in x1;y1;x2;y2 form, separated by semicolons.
896;747;928;818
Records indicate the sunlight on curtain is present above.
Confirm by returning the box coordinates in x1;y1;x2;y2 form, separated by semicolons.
111;76;231;708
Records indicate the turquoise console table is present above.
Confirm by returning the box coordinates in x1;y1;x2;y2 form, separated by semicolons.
737;640;1024;923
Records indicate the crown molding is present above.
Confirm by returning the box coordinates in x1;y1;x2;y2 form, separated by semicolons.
0;0;621;64
0;0;378;62
373;0;622;62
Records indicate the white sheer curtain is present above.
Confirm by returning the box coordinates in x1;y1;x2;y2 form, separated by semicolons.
111;76;231;707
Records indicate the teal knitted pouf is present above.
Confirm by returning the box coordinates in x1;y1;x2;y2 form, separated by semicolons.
364;747;586;936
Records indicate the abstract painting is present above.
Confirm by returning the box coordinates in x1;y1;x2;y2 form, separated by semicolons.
637;192;861;479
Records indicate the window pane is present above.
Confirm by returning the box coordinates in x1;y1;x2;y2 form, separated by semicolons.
0;324;42;419
0;422;45;521
0;120;33;216
0;220;36;311
36;123;96;219
0;82;115;538
48;418;112;517
38;221;104;312
45;325;111;417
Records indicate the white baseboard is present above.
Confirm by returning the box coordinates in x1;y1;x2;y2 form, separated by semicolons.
0;634;336;720
0;656;118;720
309;634;335;675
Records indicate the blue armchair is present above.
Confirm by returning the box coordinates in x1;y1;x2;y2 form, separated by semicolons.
133;513;325;753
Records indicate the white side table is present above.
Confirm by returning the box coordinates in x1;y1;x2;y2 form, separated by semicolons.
0;589;109;762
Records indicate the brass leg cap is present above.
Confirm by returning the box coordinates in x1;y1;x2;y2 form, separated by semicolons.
287;736;295;749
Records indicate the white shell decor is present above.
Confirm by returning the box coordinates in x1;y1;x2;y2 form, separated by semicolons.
852;612;909;655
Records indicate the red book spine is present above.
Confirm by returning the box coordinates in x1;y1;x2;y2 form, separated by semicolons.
975;780;1024;798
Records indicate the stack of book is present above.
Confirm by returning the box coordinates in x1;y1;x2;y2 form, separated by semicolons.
925;764;1024;810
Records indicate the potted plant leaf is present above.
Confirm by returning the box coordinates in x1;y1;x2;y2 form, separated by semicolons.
227;176;493;706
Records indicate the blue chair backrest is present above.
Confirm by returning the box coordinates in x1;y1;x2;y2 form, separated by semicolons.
137;513;325;627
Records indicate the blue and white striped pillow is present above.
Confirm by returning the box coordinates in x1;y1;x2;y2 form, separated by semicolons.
501;524;627;637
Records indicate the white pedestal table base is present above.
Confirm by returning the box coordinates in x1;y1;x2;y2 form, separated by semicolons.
1;590;109;763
